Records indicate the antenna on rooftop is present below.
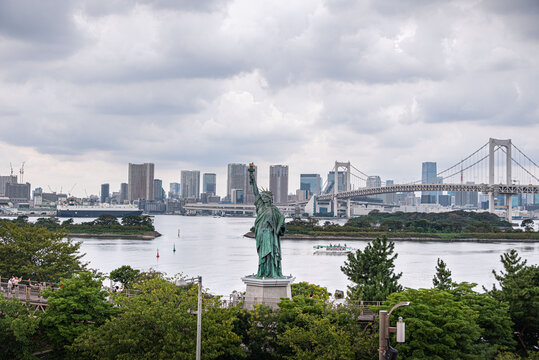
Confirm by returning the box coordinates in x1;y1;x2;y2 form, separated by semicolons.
19;162;25;183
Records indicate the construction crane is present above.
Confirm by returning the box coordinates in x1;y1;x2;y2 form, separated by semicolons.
19;162;25;183
48;185;55;193
68;184;77;197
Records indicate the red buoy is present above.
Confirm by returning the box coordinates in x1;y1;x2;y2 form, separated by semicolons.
156;249;160;258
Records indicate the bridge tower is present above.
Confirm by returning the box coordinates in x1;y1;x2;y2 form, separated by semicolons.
333;161;351;217
488;138;512;221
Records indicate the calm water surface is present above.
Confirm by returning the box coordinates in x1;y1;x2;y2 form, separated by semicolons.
73;215;539;296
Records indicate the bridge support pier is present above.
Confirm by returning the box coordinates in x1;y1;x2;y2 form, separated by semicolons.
488;138;512;222
346;199;351;218
506;194;512;223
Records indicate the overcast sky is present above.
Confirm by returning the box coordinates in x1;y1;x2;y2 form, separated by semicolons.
1;0;538;197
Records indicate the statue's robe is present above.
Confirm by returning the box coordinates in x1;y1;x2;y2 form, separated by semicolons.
254;200;285;278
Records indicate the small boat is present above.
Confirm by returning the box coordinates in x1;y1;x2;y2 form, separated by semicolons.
177;229;181;237
173;243;176;252
313;244;354;255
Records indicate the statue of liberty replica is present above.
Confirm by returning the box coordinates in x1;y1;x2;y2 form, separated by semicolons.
242;163;294;309
248;163;285;278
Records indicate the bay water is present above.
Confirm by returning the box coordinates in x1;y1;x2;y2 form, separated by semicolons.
75;215;539;296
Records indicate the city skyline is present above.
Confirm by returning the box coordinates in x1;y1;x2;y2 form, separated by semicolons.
0;1;538;197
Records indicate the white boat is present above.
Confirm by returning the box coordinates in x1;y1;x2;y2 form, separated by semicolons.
313;244;355;255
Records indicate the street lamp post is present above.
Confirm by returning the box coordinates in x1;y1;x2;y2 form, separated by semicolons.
176;276;202;360
379;301;410;360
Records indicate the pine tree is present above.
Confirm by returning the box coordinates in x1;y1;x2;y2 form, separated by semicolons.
341;235;403;301
432;258;453;290
492;249;527;287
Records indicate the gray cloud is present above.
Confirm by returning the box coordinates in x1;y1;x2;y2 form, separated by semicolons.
0;0;538;195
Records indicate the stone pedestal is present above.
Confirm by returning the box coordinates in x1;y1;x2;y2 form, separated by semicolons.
241;275;295;310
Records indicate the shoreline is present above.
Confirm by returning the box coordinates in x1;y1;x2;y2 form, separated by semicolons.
243;232;539;243
68;231;161;240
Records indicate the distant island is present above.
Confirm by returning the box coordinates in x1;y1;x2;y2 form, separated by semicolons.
4;214;161;239
245;211;539;241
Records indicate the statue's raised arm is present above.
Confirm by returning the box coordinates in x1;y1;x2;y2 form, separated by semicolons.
248;163;260;199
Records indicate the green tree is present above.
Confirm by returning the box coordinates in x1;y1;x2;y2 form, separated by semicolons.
109;265;140;286
341;236;403;301
121;214;143;226
275;297;377;360
291;282;329;300
61;218;74;226
0;297;40;359
235;305;280;360
40;272;118;353
488;249;539;354
93;214;119;226
69;276;244;360
0;221;86;281
520;219;534;232
385;288;482;359
433;258;453;290
492;249;527;286
121;214;154;230
451;282;515;355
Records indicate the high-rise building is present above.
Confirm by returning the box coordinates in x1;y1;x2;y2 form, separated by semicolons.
231;189;244;204
227;163;257;204
5;182;31;202
180;170;200;199
455;181;478;207
0;175;17;196
366;176;381;188
383;179;397;204
203;173;217;195
324;171;346;193
169;182;180;199
422;162;438;202
269;165;288;204
300;174;322;196
153;179;164;201
100;183;110;203
120;183;128;203
128;163;154;202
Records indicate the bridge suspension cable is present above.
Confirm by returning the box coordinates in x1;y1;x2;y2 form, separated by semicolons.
499;147;539;183
512;143;539;170
350;164;370;179
408;141;489;184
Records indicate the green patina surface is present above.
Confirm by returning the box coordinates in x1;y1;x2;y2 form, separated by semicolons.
249;164;285;278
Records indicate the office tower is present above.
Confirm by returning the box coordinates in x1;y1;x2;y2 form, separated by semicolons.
180;170;200;199
438;194;451;207
455;181;478;207
5;182;31;201
0;175;17;196
269;165;288;204
227;163;247;200
120;183;128;203
169;182;180;199
128;163;154;202
203;173;217;195
422;162;438;202
324;171;346;193
366;176;381;188
384;179;397;204
100;183;110;203
153;179;164;201
231;189;244;204
227;163;257;204
300;174;322;196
